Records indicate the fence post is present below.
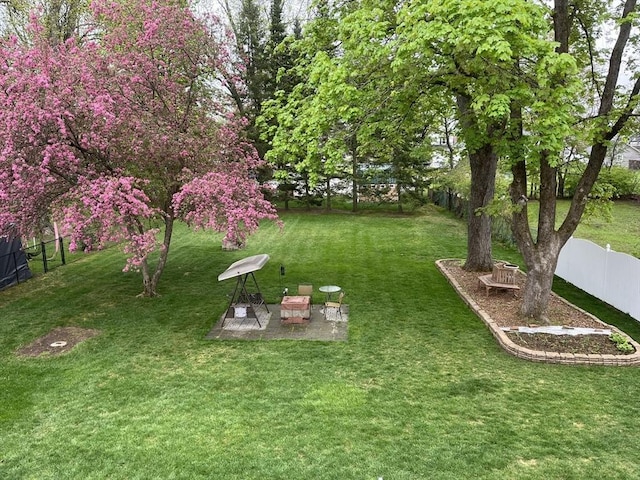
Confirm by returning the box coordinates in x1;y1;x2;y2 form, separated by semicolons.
59;237;66;265
41;241;48;273
12;251;19;285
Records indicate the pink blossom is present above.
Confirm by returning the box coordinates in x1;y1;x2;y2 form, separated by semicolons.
0;0;278;294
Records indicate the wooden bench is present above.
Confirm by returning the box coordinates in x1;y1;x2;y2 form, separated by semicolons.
493;263;518;284
477;274;520;296
477;262;520;296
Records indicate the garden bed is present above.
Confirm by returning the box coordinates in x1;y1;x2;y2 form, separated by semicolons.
437;259;640;365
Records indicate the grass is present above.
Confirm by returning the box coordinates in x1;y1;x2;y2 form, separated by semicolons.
2;204;640;479
527;199;640;258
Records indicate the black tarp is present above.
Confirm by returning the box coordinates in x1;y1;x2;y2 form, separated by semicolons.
0;237;32;290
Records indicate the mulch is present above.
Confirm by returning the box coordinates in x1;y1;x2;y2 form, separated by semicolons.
440;260;634;356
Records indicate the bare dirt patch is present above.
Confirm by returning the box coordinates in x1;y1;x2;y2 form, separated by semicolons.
440;260;633;356
16;326;101;358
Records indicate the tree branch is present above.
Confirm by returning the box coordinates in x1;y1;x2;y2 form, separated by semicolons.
599;0;636;116
606;76;640;141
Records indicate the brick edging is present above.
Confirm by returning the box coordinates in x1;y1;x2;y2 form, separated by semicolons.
436;259;640;366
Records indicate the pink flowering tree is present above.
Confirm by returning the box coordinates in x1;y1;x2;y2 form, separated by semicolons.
0;0;279;296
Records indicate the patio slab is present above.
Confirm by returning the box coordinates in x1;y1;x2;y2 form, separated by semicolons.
205;304;349;341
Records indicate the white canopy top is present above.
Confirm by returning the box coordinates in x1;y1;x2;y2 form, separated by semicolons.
217;254;270;281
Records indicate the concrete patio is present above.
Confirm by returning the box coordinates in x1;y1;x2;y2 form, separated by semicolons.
205;304;349;341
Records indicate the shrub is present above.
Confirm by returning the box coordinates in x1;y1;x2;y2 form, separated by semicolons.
609;332;635;353
565;166;640;199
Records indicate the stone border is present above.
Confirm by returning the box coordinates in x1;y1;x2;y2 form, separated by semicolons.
436;259;640;366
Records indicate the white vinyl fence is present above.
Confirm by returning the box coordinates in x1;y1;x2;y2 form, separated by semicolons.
556;237;640;322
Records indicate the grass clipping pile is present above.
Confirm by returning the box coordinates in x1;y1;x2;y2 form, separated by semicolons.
441;260;633;356
16;327;101;358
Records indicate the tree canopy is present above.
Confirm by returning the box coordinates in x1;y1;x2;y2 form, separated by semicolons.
262;0;442;212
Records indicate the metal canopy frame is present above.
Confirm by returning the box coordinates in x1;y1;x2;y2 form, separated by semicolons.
218;254;270;327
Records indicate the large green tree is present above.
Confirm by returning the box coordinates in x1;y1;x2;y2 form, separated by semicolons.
263;0;441;212
220;0;298;162
220;0;269;157
267;0;564;267
509;0;640;320
397;0;640;321
397;0;582;275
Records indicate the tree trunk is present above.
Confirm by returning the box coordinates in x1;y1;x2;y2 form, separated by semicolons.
140;259;154;297
140;214;175;297
552;0;570;52
303;173;311;211
520;251;559;323
512;152;563;321
349;133;358;212
325;176;332;211
351;177;358;212
557;168;566;198
463;144;497;271
456;95;498;272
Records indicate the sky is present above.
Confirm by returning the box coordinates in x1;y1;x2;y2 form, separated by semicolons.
194;0;314;27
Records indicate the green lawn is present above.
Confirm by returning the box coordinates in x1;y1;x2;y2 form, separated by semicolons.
527;199;640;258
2;205;640;479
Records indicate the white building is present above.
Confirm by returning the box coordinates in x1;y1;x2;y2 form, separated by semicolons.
611;136;640;170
